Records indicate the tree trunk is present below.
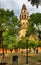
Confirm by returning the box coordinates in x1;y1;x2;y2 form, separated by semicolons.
2;45;4;59
22;49;23;54
6;49;7;54
18;48;20;54
36;48;38;54
33;48;35;54
1;40;4;62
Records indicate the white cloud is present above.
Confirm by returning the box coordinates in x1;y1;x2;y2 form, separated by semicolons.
0;0;41;18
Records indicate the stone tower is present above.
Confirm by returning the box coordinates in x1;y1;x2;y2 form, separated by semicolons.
19;4;29;39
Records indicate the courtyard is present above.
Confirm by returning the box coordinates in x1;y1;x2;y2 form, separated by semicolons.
0;52;41;65
0;0;41;65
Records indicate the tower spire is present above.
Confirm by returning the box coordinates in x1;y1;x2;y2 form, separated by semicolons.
22;4;27;10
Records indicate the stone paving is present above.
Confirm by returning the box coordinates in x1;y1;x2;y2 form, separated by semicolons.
0;53;41;65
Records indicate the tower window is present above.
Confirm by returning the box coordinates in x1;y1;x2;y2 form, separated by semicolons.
24;10;25;12
27;16;28;19
23;22;25;24
24;15;26;19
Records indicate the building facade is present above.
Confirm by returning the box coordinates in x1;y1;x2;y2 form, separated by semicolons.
18;4;29;39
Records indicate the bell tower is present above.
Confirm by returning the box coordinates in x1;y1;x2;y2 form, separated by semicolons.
19;4;29;39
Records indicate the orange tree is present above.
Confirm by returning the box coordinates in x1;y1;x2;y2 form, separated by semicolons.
0;8;19;58
26;13;41;54
18;37;26;54
26;13;41;39
28;39;39;53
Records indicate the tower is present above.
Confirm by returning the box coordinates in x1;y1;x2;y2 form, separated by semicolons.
19;4;29;39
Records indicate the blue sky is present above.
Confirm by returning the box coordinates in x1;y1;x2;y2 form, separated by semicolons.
0;0;41;18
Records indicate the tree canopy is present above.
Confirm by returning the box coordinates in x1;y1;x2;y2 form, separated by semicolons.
28;0;41;8
18;36;26;49
28;38;38;48
26;13;41;39
0;8;19;49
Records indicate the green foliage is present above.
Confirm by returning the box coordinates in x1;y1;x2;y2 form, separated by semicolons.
0;8;19;50
26;23;36;36
0;8;19;36
2;31;9;37
26;13;41;39
28;39;38;48
29;13;41;24
38;40;41;47
28;0;40;8
3;34;18;50
18;37;26;49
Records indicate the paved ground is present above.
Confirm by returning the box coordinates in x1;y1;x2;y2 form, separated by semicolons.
0;53;41;65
